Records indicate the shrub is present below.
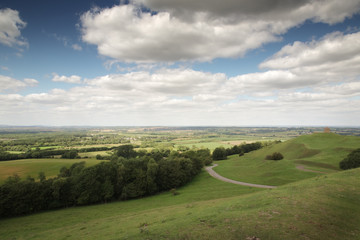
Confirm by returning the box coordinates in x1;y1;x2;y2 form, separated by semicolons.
212;147;227;160
265;152;284;160
170;188;179;196
339;148;360;170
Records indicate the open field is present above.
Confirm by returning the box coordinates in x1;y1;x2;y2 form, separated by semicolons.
0;158;104;184
0;167;359;239
214;133;360;186
77;151;113;158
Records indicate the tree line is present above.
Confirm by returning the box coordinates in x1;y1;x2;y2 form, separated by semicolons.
0;146;212;218
212;142;263;160
0;146;118;161
339;148;360;170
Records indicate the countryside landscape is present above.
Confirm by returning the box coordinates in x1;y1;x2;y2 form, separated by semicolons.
1;0;360;239
0;126;360;239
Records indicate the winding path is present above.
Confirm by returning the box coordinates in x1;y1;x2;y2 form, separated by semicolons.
205;164;277;189
296;165;327;174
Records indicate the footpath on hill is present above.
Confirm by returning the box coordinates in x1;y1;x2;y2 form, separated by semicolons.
205;164;277;189
295;165;327;173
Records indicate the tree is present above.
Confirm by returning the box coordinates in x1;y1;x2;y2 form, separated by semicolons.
38;172;46;182
212;147;227;160
339;148;360;170
146;158;158;194
116;145;137;159
61;150;79;159
265;152;284;160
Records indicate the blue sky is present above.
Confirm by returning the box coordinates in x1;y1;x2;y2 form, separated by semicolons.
1;0;360;126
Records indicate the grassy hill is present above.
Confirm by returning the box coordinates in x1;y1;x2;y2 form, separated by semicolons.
0;167;359;239
214;133;360;186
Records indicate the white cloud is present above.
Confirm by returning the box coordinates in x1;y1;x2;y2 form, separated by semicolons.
24;78;39;87
1;66;10;71
0;8;28;47
72;44;82;51
80;4;281;63
135;0;360;24
85;68;226;95
0;75;38;92
80;1;360;63
315;82;360;96
260;31;360;74
52;73;82;84
1;65;359;126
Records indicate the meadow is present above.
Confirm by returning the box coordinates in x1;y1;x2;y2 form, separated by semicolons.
0;165;359;239
0;158;103;184
213;133;360;186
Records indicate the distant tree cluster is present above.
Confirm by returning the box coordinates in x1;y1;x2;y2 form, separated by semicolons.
0;146;119;161
265;152;284;160
212;142;263;160
339;148;360;170
0;147;212;218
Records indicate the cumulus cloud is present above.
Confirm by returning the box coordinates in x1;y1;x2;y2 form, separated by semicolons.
253;30;360;92
260;31;360;73
1;66;359;125
0;75;38;92
80;1;360;63
80;4;280;63
0;8;28;47
135;0;360;23
86;68;226;95
52;73;82;84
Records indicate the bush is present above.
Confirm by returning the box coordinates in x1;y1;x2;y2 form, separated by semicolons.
265;152;284;160
339;148;360;170
212;147;227;160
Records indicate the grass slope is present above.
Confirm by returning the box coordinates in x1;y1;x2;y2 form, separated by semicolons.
214;133;360;186
1;168;359;240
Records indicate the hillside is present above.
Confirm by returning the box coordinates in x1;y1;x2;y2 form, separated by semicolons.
0;167;359;239
214;133;360;186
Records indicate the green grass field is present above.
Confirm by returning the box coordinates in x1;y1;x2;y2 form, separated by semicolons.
0;167;359;240
78;151;113;158
0;158;104;184
214;133;360;186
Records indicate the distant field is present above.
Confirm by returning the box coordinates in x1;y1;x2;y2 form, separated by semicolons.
31;146;61;150
174;141;233;151
0;158;104;184
78;151;113;158
214;133;360;186
0;166;359;239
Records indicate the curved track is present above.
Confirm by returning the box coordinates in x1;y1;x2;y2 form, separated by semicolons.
205;164;277;189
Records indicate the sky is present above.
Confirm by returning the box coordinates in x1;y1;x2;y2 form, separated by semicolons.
0;0;360;126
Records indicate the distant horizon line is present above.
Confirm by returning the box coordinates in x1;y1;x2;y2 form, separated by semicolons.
0;125;359;128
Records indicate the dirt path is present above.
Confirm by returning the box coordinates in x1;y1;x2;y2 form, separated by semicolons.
296;165;327;174
205;164;277;189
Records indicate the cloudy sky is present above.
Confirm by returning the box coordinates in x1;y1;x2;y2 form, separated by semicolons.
1;0;360;126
